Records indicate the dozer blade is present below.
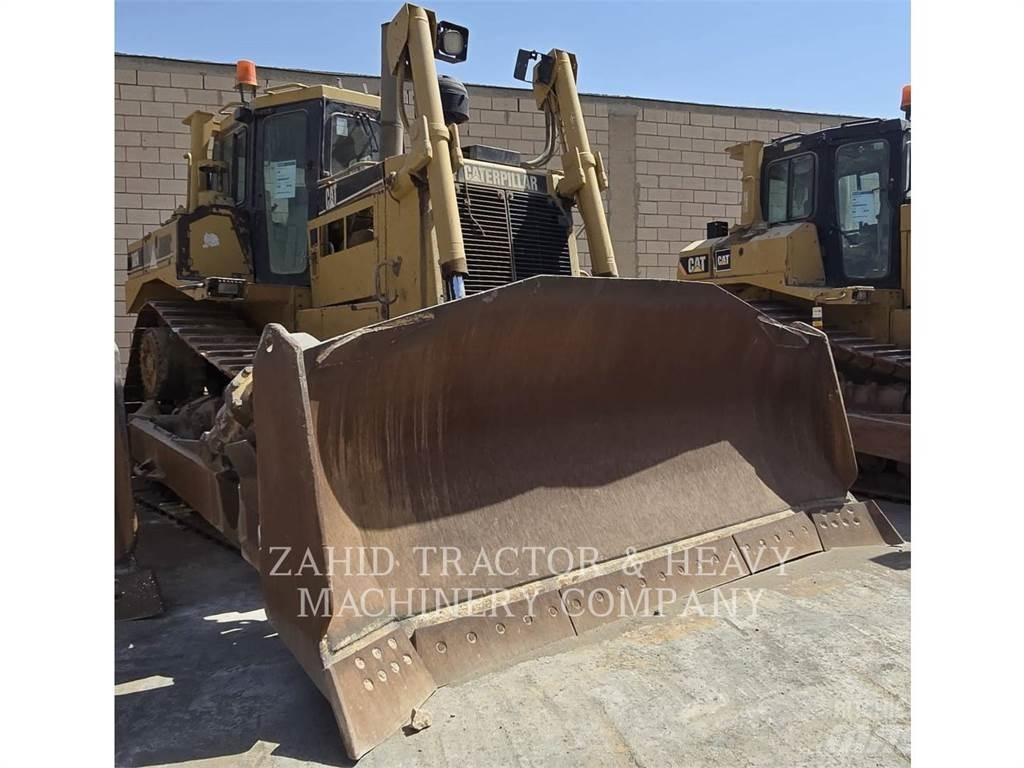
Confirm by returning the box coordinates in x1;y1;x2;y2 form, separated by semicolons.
252;276;885;759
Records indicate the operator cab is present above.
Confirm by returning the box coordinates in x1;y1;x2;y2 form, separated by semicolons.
761;117;910;288
211;87;382;287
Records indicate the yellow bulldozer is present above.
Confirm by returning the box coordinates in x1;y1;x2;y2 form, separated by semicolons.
119;3;901;758
678;90;911;496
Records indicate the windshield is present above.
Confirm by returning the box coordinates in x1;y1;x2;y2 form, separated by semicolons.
836;139;892;280
328;113;380;176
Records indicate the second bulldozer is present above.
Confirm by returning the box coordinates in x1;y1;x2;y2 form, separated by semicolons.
120;3;901;759
678;91;911;496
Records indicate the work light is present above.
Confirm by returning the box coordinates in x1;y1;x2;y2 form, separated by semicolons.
436;20;469;63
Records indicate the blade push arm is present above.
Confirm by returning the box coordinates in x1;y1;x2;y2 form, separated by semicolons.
517;49;618;277
384;4;468;291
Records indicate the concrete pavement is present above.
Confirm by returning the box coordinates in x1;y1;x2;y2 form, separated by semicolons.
115;504;910;767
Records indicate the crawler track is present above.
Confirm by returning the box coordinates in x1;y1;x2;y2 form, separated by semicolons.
124;300;261;401
748;301;910;384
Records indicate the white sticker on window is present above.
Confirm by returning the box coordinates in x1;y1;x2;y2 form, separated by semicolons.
335;118;350;136
270;160;297;199
271;199;289;224
850;190;876;225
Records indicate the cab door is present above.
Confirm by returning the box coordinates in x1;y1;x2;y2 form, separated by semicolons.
251;103;321;286
823;134;904;288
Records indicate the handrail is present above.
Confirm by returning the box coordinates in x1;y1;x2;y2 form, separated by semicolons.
263;82;308;95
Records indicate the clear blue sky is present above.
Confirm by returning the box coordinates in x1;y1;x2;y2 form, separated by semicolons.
115;1;909;117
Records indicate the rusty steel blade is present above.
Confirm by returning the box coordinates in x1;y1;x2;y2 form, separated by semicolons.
811;500;904;549
560;566;657;635
413;590;575;685
733;512;823;573
322;627;435;759
637;535;752;609
251;276;857;758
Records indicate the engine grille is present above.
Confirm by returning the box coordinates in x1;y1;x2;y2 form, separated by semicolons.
455;182;573;295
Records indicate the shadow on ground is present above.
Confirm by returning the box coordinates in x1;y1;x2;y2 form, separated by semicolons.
115;510;352;767
876;500;911;542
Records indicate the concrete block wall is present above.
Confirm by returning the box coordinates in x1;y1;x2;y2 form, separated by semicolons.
115;54;859;357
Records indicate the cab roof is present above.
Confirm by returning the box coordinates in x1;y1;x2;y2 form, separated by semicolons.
765;116;909;162
250;83;381;112
765;117;907;155
194;83;382;132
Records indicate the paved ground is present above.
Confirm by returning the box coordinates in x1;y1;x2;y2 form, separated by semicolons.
115;503;910;768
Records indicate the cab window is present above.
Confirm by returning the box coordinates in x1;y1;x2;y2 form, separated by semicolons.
765;154;816;224
328;113;380;176
790;155;814;219
262;111;308;275
324;207;375;254
836;139;892;280
214;127;248;204
230;127;247;203
766;161;788;223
